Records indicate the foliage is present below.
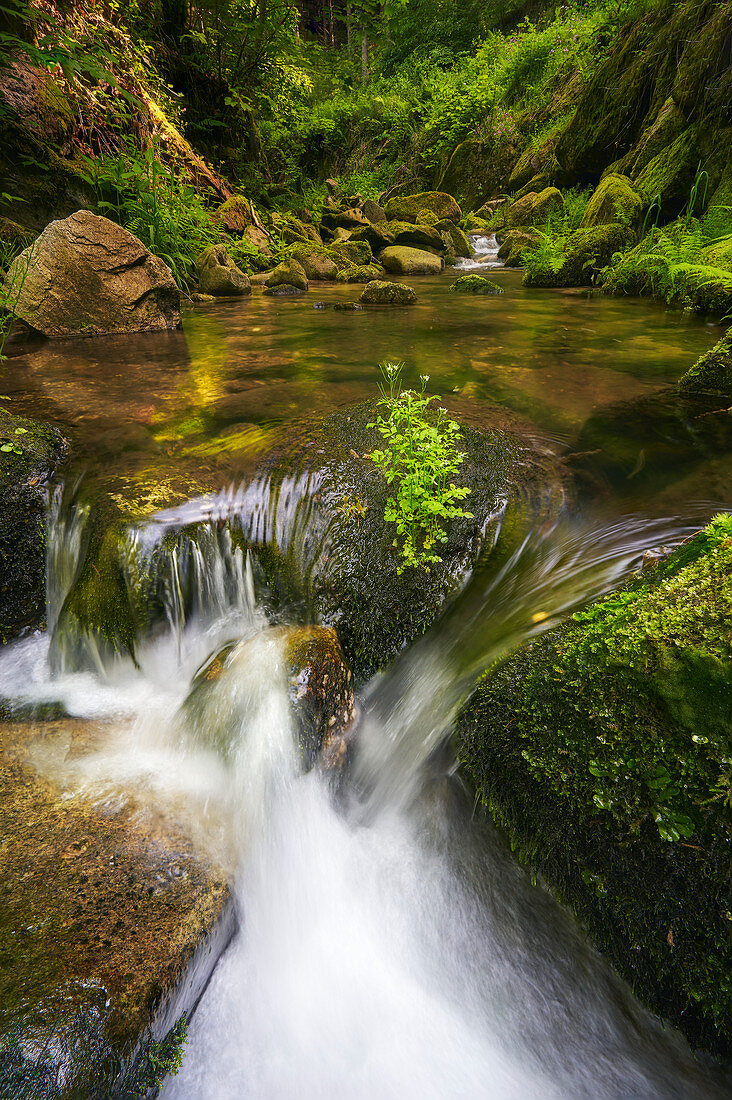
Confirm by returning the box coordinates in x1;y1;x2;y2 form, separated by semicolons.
132;1015;188;1095
520;186;592;280
0;243;32;361
369;361;472;573
79;139;220;287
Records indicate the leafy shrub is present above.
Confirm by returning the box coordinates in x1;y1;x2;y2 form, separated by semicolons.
369;361;472;573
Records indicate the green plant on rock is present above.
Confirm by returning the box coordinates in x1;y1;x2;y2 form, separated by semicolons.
369;361;472;574
0;245;33;362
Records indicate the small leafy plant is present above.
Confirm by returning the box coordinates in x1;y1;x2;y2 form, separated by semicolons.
369;361;472;574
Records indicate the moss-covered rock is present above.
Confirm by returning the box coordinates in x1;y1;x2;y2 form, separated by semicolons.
196;244;251;296
0;411;67;644
285;244;340;281
384;191;461;224
358;281;417;305
679;331;732;396
508;140;561;193
381;221;446;253
265;257;308;292
439;140;508;212
320;207;370;232
349;222;395;254
0;716;232;1097
457;515;732;1058
336;263;383;284
524;223;634;287
361;198;386;223
506;187;564;228
249;402;561;680
634;127;701;216
580;174;643;227
435;220;471;258
497;228;540;266
449;275;504;295
330;239;373;266
380;246;442;275
612;97;686;181
214;194;256;233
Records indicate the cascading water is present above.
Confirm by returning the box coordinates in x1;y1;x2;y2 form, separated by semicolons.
453;234;503;271
0;489;726;1098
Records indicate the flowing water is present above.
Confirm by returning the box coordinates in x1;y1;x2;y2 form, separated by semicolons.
1;260;731;1096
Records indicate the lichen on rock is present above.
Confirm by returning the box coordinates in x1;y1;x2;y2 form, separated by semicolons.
449;275;504;295
679;330;732;396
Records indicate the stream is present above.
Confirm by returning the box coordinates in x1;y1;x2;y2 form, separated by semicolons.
1;255;731;1097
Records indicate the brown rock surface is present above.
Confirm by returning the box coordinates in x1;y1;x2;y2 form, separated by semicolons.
6;211;181;338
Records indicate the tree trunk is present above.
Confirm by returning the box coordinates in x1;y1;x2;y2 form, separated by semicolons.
361;27;368;81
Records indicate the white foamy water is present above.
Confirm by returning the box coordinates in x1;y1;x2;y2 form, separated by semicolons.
453;234;503;271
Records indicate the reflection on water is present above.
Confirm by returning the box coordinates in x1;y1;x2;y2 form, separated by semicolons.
0;272;725;517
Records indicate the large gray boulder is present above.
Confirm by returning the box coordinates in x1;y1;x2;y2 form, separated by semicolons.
196;244;251;296
5;211;181;337
380;246;442;275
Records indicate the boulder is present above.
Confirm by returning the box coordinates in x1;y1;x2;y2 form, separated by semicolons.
349;222;395;253
361;198;387;223
4;211;181;338
0;716;232;1096
359;281;417;305
505;187;564;228
384;191;462;224
264;257;308;292
439;140;510;212
679;331;732;396
196;244;251;296
285;245;339;281
214;194;255;233
380;246;443;276
580;174;643;227
383;220;446;253
497;229;540;266
331;239;372;266
524;224;634;287
435;220;471;258
336;264;383;284
183;625;355;769
320;207;370;232
0;410;67;643
449;275;504;295
457;516;732;1058
634;127;702;217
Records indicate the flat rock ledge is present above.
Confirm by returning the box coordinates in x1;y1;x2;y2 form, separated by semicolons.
0;718;232;1098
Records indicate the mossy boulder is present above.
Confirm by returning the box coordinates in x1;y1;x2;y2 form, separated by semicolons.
6;211;181;337
196;244;250;296
214;194;256;233
349;222;395;253
456;515;732;1058
497;229;539;266
679;331;732;396
384;191;461;224
361;198;386;223
634;128;702;217
505;187;564;228
330;239;372;266
382;221;446;253
320;207;370;232
613;97;686;181
247;402;562;680
265;257;308;292
0;716;232;1097
508;140;561;193
580;174;643;227
524;224;634;288
449;275;504;295
435;220;471;258
285;244;339;281
0;410;67;643
182;625;355;770
336;263;383;284
380;246;442;276
358;281;417;305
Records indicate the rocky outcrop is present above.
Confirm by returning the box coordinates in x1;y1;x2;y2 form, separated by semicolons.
679;330;732;396
0;410;68;644
449;275;503;295
359;281;417;305
380;246;442;275
505;187;564;228
5;211;181;337
196;244;251;296
0;715;233;1097
457;515;732;1059
384;191;462;224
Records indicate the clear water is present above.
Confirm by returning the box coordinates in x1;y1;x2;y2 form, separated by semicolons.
1;269;730;1096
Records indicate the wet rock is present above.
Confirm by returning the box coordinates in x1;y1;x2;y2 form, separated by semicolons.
5;211;181;338
382;221;446;253
0;717;233;1097
436;220;471;258
0;410;67;644
380;246;442;276
333;302;364;311
196;244;251;297
184;625;356;768
359;280;417;305
264;257;308;293
679;330;732;396
361;198;387;223
336;264;383;284
264;284;306;297
249;402;564;680
450;275;504;295
384;191;462;224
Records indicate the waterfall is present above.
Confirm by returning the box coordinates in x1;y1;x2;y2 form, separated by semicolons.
453;234;503;271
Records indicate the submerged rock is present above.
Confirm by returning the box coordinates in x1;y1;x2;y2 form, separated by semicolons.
0;716;232;1097
457;516;732;1059
0;410;67;643
358;281;417;305
196;244;251;297
449;275;504;295
679;330;732;396
5;211;181;338
336;263;383;284
380;246;442;276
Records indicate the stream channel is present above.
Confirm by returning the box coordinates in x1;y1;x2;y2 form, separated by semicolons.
2;246;731;1097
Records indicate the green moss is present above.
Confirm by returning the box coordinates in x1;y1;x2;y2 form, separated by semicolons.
457;516;732;1057
330;239;373;266
679;330;732;396
580;174;643;227
506;187;564;228
449;275;504;295
523;223;633;287
336;263;382;283
384;191;462;224
634;128;701;216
